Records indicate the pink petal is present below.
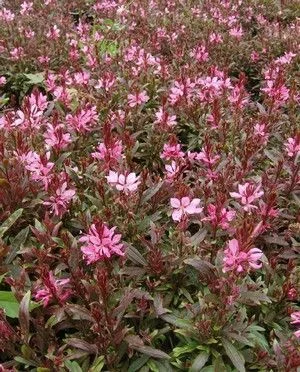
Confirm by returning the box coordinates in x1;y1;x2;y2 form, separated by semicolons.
170;198;181;208
172;209;183;221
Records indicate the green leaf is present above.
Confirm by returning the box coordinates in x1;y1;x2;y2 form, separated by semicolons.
84;193;103;209
89;356;105;372
125;244;147;266
64;360;83;372
141;181;164;205
0;291;19;318
56;152;72;169
189;351;210;372
0;273;6;283
19;290;31;342
147;359;159;372
161;314;193;329
199;367;214;372
151;360;173;372
0;209;23;239
128;355;150;372
173;342;198;358
23;72;44;85
6;226;29;264
239;290;271;305
14;356;38;367
34;218;46;232
98;40;119;57
190;228;207;246
134;346;171;360
221;338;245;372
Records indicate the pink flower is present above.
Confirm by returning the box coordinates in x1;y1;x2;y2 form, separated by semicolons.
251;51;260;62
73;71;90;86
38;55;50;65
190;44;209;62
106;170;140;193
128;91;149;107
92;140;123;166
24;151;54;190
275;52;296;65
0;76;6;86
209;33;223;44
0;8;15;22
223;239;263;273
66;105;98;133
291;311;300;325
35;271;71;307
294;329;300;338
160;143;184;160
154;107;177;128
79;221;124;264
229;26;244;39
230;183;264;212
203;204;236;230
169;79;195;105
285;136;300;158
195;147;220;166
46;25;60;40
170;197;203;222
20;1;33;15
95;73;116;91
44;123;72;151
254;123;269;144
43;182;76;217
10;47;24;61
290;311;300;338
262;80;289;106
165;161;179;181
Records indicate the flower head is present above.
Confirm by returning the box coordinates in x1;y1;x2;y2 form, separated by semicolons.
203;204;235;230
128;91;149;107
106;170;140;193
170;197;203;222
290;311;300;338
160;142;184;160
285;136;300;158
79;221;124;264
223;239;263;273
35;271;71;307
230;183;264;212
43;182;76;217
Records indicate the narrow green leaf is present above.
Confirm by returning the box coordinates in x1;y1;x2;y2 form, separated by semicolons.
141;181;164;205
23;72;44;84
190;228;207;246
125;244;147;266
133;346;171;360
189;351;209;372
0;209;23;239
0;291;19;318
173;342;198;358
161;314;193;329
128;355;150;372
89;356;105;372
64;360;83;372
6;226;29;264
19;290;31;342
221;338;245;372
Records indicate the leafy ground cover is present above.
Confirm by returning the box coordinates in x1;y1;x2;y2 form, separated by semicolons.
0;0;299;371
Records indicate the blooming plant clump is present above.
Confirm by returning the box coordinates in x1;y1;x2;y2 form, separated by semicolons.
0;0;299;370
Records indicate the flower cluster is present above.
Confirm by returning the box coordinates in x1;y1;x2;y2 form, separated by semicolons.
79;221;124;264
223;239;263;274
